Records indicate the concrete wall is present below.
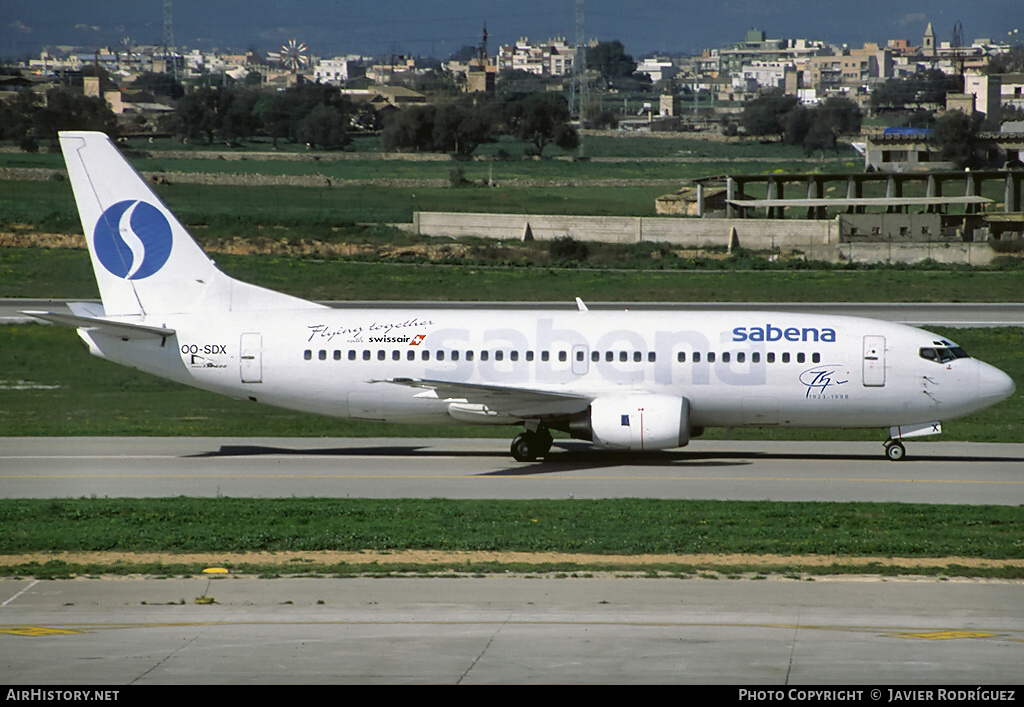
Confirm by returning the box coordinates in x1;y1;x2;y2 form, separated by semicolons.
412;211;996;265
414;211;837;249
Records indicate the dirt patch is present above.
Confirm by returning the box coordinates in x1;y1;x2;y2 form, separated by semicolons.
3;550;1021;571
0;230;514;262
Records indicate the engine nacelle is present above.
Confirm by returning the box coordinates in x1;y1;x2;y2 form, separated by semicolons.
570;394;691;451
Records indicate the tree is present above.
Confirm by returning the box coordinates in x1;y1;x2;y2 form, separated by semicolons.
0;90;39;143
32;89;118;141
504;93;578;156
802;97;862;157
741;93;799;141
432;101;498;156
131;71;184;100
587;41;636;79
295;103;350;150
932;110;981;168
381;105;437;152
985;44;1024;74
871;69;959;112
174;87;221;144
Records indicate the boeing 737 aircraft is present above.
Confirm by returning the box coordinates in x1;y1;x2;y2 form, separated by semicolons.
26;131;1015;462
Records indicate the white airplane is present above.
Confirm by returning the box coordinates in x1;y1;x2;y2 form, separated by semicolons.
26;131;1015;462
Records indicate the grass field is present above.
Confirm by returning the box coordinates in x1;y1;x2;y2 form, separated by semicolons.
2;498;1021;563
3;247;1024;301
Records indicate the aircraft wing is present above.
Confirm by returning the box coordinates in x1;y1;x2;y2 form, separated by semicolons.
22;310;176;341
373;377;591;418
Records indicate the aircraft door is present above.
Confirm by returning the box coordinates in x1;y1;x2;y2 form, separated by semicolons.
862;335;885;387
571;344;589;375
240;333;263;383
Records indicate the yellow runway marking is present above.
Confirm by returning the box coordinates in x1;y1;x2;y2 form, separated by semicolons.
0;626;83;636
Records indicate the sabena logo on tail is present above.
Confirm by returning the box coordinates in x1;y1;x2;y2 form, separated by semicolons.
93;200;173;279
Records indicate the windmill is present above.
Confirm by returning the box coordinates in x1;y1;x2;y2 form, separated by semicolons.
269;39;309;73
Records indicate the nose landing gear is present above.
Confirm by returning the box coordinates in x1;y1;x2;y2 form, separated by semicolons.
883;438;906;461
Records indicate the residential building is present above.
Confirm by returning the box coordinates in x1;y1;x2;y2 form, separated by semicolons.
497;37;578;77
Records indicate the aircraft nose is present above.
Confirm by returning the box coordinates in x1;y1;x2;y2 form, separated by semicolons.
976;362;1015;405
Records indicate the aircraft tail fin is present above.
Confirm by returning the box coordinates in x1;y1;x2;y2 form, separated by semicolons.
59;131;321;317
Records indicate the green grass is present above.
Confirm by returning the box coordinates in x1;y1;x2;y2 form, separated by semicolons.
0;324;1020;441
1;498;1020;559
4;247;1024;301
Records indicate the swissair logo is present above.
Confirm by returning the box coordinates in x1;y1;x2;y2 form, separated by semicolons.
410;334;426;346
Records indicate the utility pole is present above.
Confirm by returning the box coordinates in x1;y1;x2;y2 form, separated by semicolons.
570;0;589;158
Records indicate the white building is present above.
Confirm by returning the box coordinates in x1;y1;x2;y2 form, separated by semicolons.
497;37;577;76
313;56;367;84
636;58;678;83
732;61;789;92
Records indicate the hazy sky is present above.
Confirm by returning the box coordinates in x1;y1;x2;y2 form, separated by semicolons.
2;0;1020;61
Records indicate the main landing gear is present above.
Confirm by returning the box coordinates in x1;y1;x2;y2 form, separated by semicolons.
510;426;553;462
883;438;906;461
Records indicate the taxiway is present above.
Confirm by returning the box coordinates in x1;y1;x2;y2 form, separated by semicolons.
3;437;1023;505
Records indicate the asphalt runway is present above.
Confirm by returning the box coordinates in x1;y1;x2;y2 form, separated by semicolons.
5;436;1023;686
3;576;1023;685
3;437;1024;505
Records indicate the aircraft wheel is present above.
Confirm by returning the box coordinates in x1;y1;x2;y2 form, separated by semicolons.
885;440;906;461
511;433;537;462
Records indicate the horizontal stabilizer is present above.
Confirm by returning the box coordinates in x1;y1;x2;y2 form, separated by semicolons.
22;310;176;340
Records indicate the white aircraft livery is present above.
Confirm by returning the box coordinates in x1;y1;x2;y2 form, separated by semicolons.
27;131;1016;462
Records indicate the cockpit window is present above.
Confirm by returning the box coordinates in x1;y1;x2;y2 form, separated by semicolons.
919;346;970;363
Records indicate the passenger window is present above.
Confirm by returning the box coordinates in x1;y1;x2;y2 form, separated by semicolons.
797;353;805;364
767;352;775;363
495;351;503;361
437;351;445;361
722;352;731;363
510;351;518;361
752;352;760;363
526;351;534;361
558;351;567;362
677;351;686;363
591;351;600;362
377;350;385;361
481;351;489;361
318;350;327;360
392;350;400;361
466;351;474;361
707;352;716;363
619;351;628;362
693;352;701;363
304;349;312;360
451;351;460;361
407;350;415;361
363;350;371;361
541;351;550;362
633;351;642;362
648;352;656;362
812;353;820;363
348;350;356;361
736;352;745;363
334;350;341;361
782;353;790;363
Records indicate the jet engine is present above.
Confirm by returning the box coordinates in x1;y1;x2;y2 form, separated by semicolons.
568;394;691;451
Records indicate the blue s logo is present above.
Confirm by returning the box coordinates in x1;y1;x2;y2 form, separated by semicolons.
93;200;172;279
